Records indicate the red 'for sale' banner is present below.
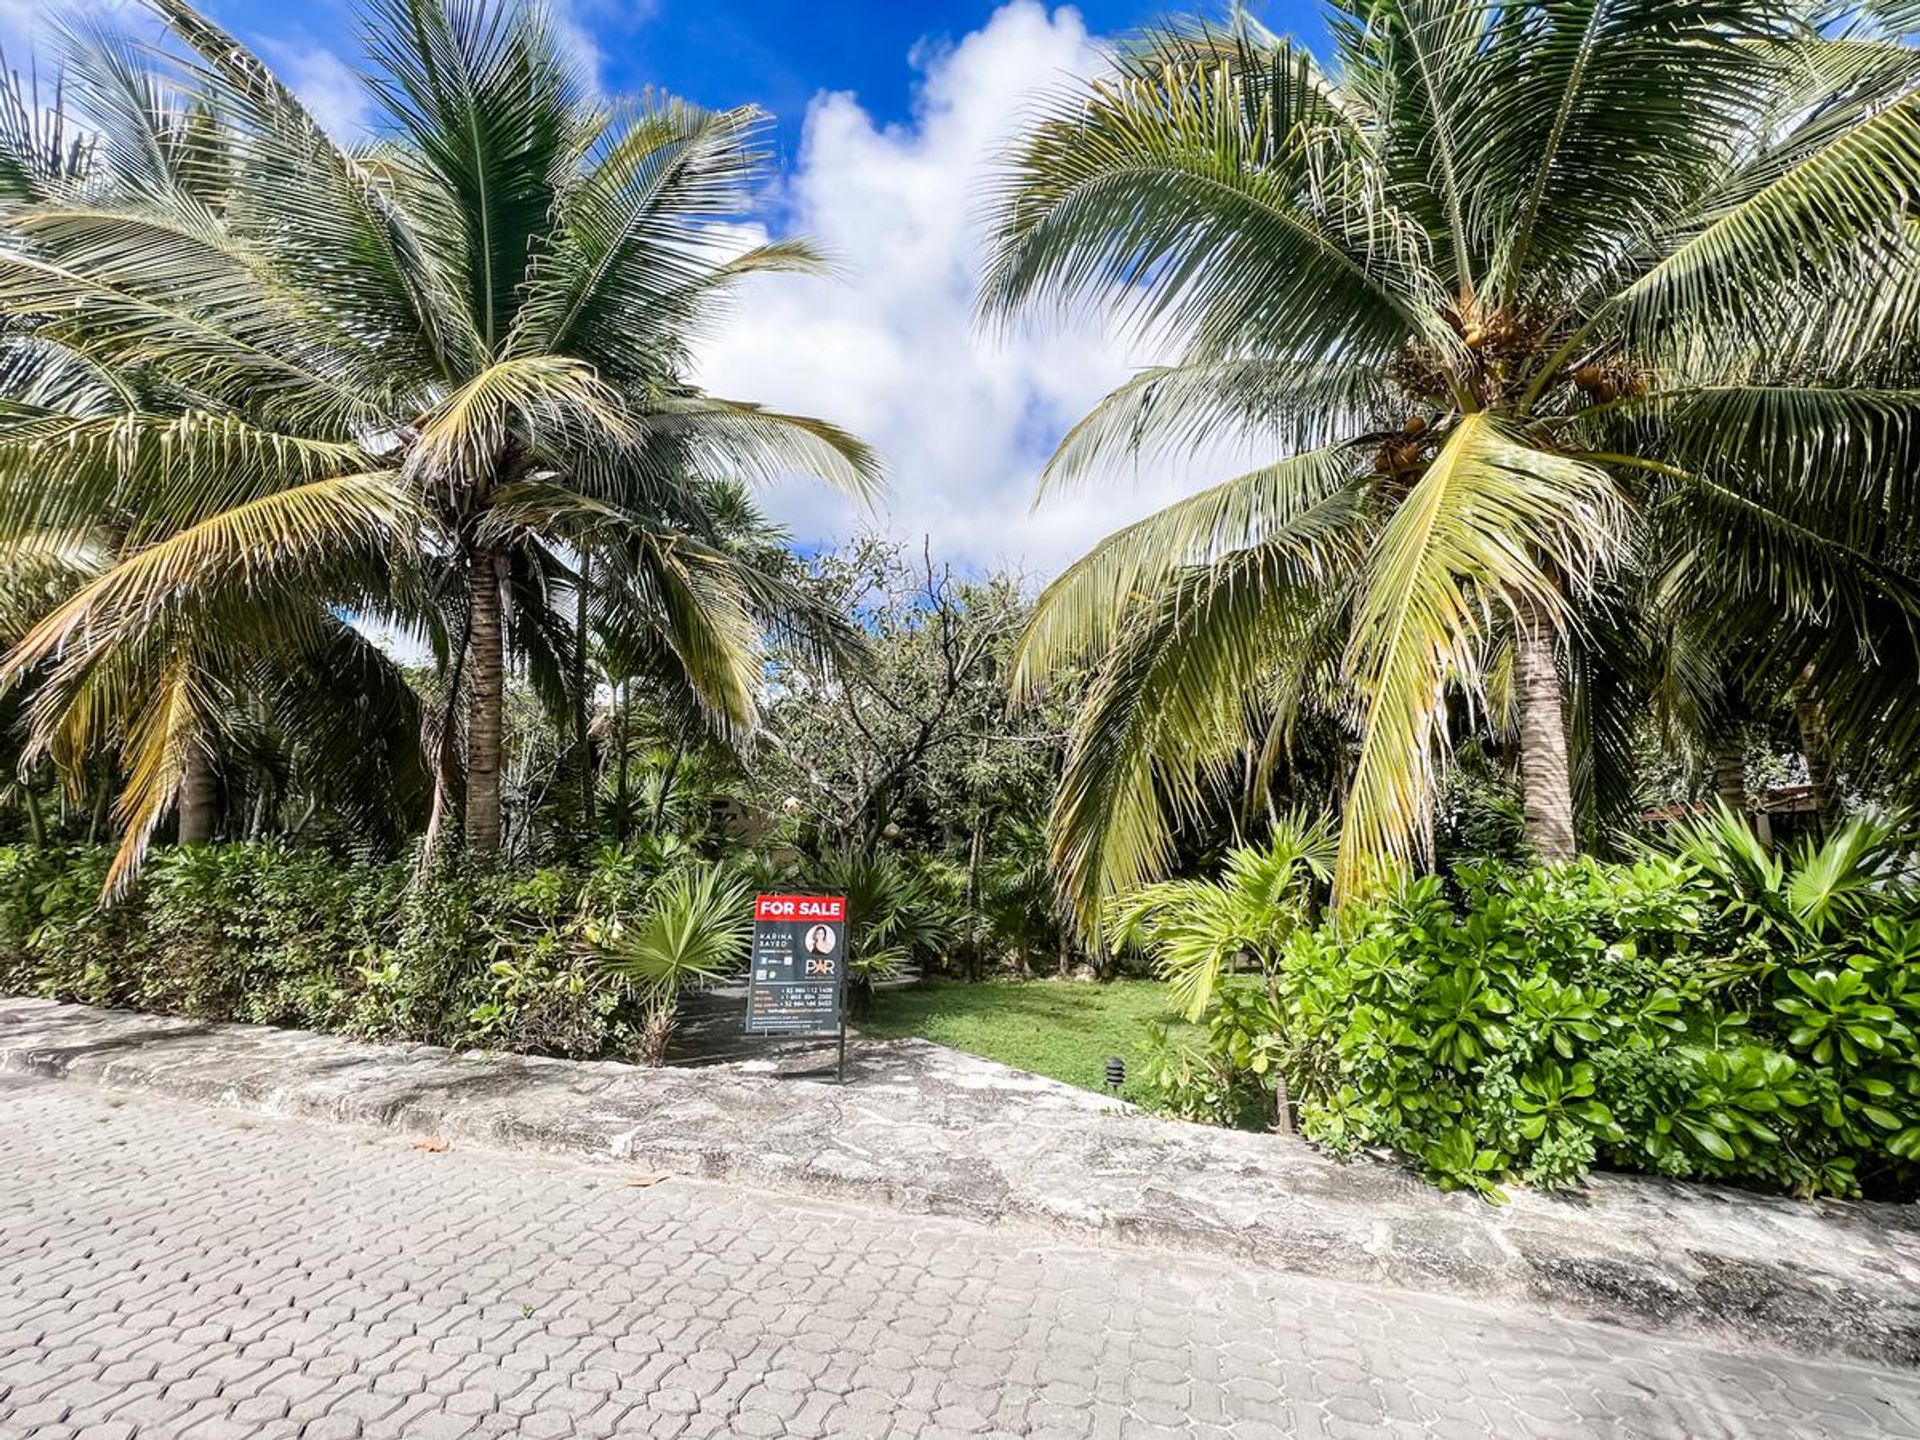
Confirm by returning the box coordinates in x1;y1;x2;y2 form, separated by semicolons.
754;894;847;922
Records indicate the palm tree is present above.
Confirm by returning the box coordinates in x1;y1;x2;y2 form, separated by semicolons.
981;3;1920;920
0;34;428;872
0;0;877;881
1106;812;1337;1132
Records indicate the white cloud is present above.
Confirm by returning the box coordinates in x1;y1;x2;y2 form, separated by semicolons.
0;0;142;69
266;42;371;141
696;1;1211;576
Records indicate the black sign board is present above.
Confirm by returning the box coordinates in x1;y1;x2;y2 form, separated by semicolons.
746;893;847;1038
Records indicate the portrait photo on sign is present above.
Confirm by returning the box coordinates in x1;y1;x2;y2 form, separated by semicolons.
805;924;838;956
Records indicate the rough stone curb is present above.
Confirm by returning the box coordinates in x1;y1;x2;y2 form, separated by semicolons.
4;995;1918;1368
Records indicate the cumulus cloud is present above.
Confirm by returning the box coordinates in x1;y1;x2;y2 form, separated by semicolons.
696;1;1212;576
265;41;371;140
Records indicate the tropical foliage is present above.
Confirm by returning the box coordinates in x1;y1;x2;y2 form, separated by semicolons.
0;0;873;889
6;0;1920;1212
590;867;753;1062
0;843;637;1057
983;0;1920;923
1129;812;1920;1200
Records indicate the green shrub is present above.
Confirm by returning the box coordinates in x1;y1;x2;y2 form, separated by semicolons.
0;841;737;1061
1132;815;1920;1202
0;846;127;1006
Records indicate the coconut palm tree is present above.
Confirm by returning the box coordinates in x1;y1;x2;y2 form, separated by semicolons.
0;0;877;882
981;3;1920;921
0;34;427;868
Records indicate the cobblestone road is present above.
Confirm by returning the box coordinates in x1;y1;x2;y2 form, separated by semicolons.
3;1075;1917;1439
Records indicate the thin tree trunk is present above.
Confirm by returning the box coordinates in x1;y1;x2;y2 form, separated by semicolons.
464;547;507;856
23;785;45;847
1793;667;1837;832
574;549;594;838
177;740;217;846
614;680;632;844
1510;587;1577;862
88;767;112;844
1711;736;1747;820
1056;925;1072;979
1265;973;1294;1135
965;819;986;982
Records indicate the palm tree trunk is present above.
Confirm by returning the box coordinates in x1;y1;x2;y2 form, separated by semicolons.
1511;587;1577;862
177;741;217;845
1792;667;1837;832
1711;736;1747;820
464;547;507;856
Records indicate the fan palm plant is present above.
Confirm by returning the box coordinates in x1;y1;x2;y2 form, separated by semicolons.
810;849;955;1017
0;0;877;884
1665;803;1918;946
590;865;753;1064
982;3;1920;922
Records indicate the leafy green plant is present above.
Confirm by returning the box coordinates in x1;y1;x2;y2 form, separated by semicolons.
590;868;753;1064
1113;818;1336;1132
1107;812;1335;1023
1127;834;1920;1202
1666;807;1919;950
809;850;956;1017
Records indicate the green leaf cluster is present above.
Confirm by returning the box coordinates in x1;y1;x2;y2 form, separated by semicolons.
0;839;753;1063
1132;815;1920;1200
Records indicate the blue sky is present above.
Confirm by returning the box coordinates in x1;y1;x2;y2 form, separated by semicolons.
5;0;1314;570
207;1;1299;148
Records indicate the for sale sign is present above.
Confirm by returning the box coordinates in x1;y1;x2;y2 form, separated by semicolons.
746;894;848;1035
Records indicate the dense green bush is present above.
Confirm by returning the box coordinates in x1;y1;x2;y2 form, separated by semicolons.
1134;813;1920;1201
0;842;684;1060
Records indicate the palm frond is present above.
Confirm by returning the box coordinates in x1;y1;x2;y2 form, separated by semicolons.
1;471;413;681
980;27;1443;362
1337;414;1624;893
1050;537;1335;930
1014;447;1367;694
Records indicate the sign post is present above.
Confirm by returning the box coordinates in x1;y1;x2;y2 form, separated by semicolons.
745;893;850;1082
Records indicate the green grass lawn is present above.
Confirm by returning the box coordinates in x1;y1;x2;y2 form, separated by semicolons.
857;978;1189;1104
